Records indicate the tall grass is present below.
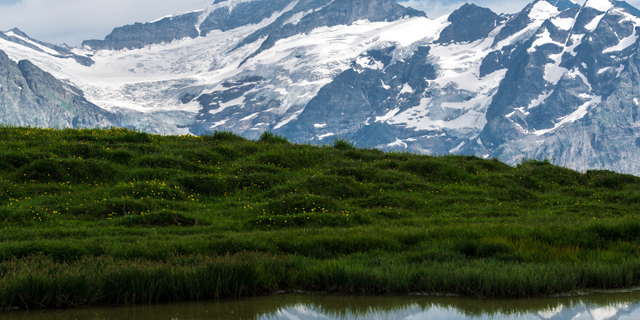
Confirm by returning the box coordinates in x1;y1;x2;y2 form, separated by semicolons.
1;126;640;309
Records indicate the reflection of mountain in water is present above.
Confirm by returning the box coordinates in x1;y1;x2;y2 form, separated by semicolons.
536;302;635;320
3;292;640;320
258;303;640;320
254;294;640;320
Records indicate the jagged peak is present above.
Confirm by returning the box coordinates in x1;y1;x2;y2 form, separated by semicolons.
4;28;30;38
435;3;501;43
450;3;497;16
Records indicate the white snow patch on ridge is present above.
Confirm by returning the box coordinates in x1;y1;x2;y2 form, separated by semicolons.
495;2;560;49
528;29;555;53
376;108;401;123
529;1;560;21
528;91;554;109
356;56;384;70
585;0;614;12
544;53;567;85
603;15;640;53
4;31;59;56
534;95;601;136
317;133;335;140
399;83;413;95
388;138;408;148
284;9;313;26
450;141;465;153
585;14;606;31
551;17;574;31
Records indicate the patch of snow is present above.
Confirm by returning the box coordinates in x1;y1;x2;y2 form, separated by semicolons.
516;107;529;115
219;96;245;109
355;55;384;70
513;121;526;133
585;0;614;12
529;1;560;21
567;68;592;90
495;3;560;50
551;17;574;30
274;109;304;129
210;119;227;128
317;133;335;140
603;26;638;53
275;88;289;95
568;35;584;56
4;31;59;56
376;108;400;123
399;83;414;94
380;79;391;90
528;29;555;53
585;14;606;31
284;9;312;26
528;91;554;109
240;112;260;121
449;141;465;153
429;39;507;93
314;123;327;128
388;138;408;148
391;103;488;131
534;95;601;135
544;53;568;85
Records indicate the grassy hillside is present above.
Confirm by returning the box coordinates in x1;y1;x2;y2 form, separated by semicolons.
1;126;640;309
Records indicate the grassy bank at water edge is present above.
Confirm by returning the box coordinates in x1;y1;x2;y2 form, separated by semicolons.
1;126;640;309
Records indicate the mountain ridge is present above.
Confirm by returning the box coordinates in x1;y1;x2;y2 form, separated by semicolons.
3;0;640;174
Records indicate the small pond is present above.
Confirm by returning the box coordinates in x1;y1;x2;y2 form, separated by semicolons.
3;290;640;319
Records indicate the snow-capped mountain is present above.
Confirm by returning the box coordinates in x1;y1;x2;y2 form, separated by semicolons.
2;0;640;174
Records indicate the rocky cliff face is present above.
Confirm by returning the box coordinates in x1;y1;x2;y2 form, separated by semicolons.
4;0;640;174
0;50;114;128
463;0;640;173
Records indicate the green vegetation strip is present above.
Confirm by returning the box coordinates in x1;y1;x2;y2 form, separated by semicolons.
1;126;640;309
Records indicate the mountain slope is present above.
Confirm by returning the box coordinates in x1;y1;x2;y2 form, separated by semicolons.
463;0;640;173
0;49;115;128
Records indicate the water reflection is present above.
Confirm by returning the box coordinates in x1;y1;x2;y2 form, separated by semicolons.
3;291;640;320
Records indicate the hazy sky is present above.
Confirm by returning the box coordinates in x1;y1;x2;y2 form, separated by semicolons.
0;0;638;46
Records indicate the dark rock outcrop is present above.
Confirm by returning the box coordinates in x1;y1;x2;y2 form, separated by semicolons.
436;4;502;44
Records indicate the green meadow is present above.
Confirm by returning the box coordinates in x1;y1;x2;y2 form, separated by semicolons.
1;126;640;309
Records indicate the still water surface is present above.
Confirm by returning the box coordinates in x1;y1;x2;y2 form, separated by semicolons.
3;291;640;320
